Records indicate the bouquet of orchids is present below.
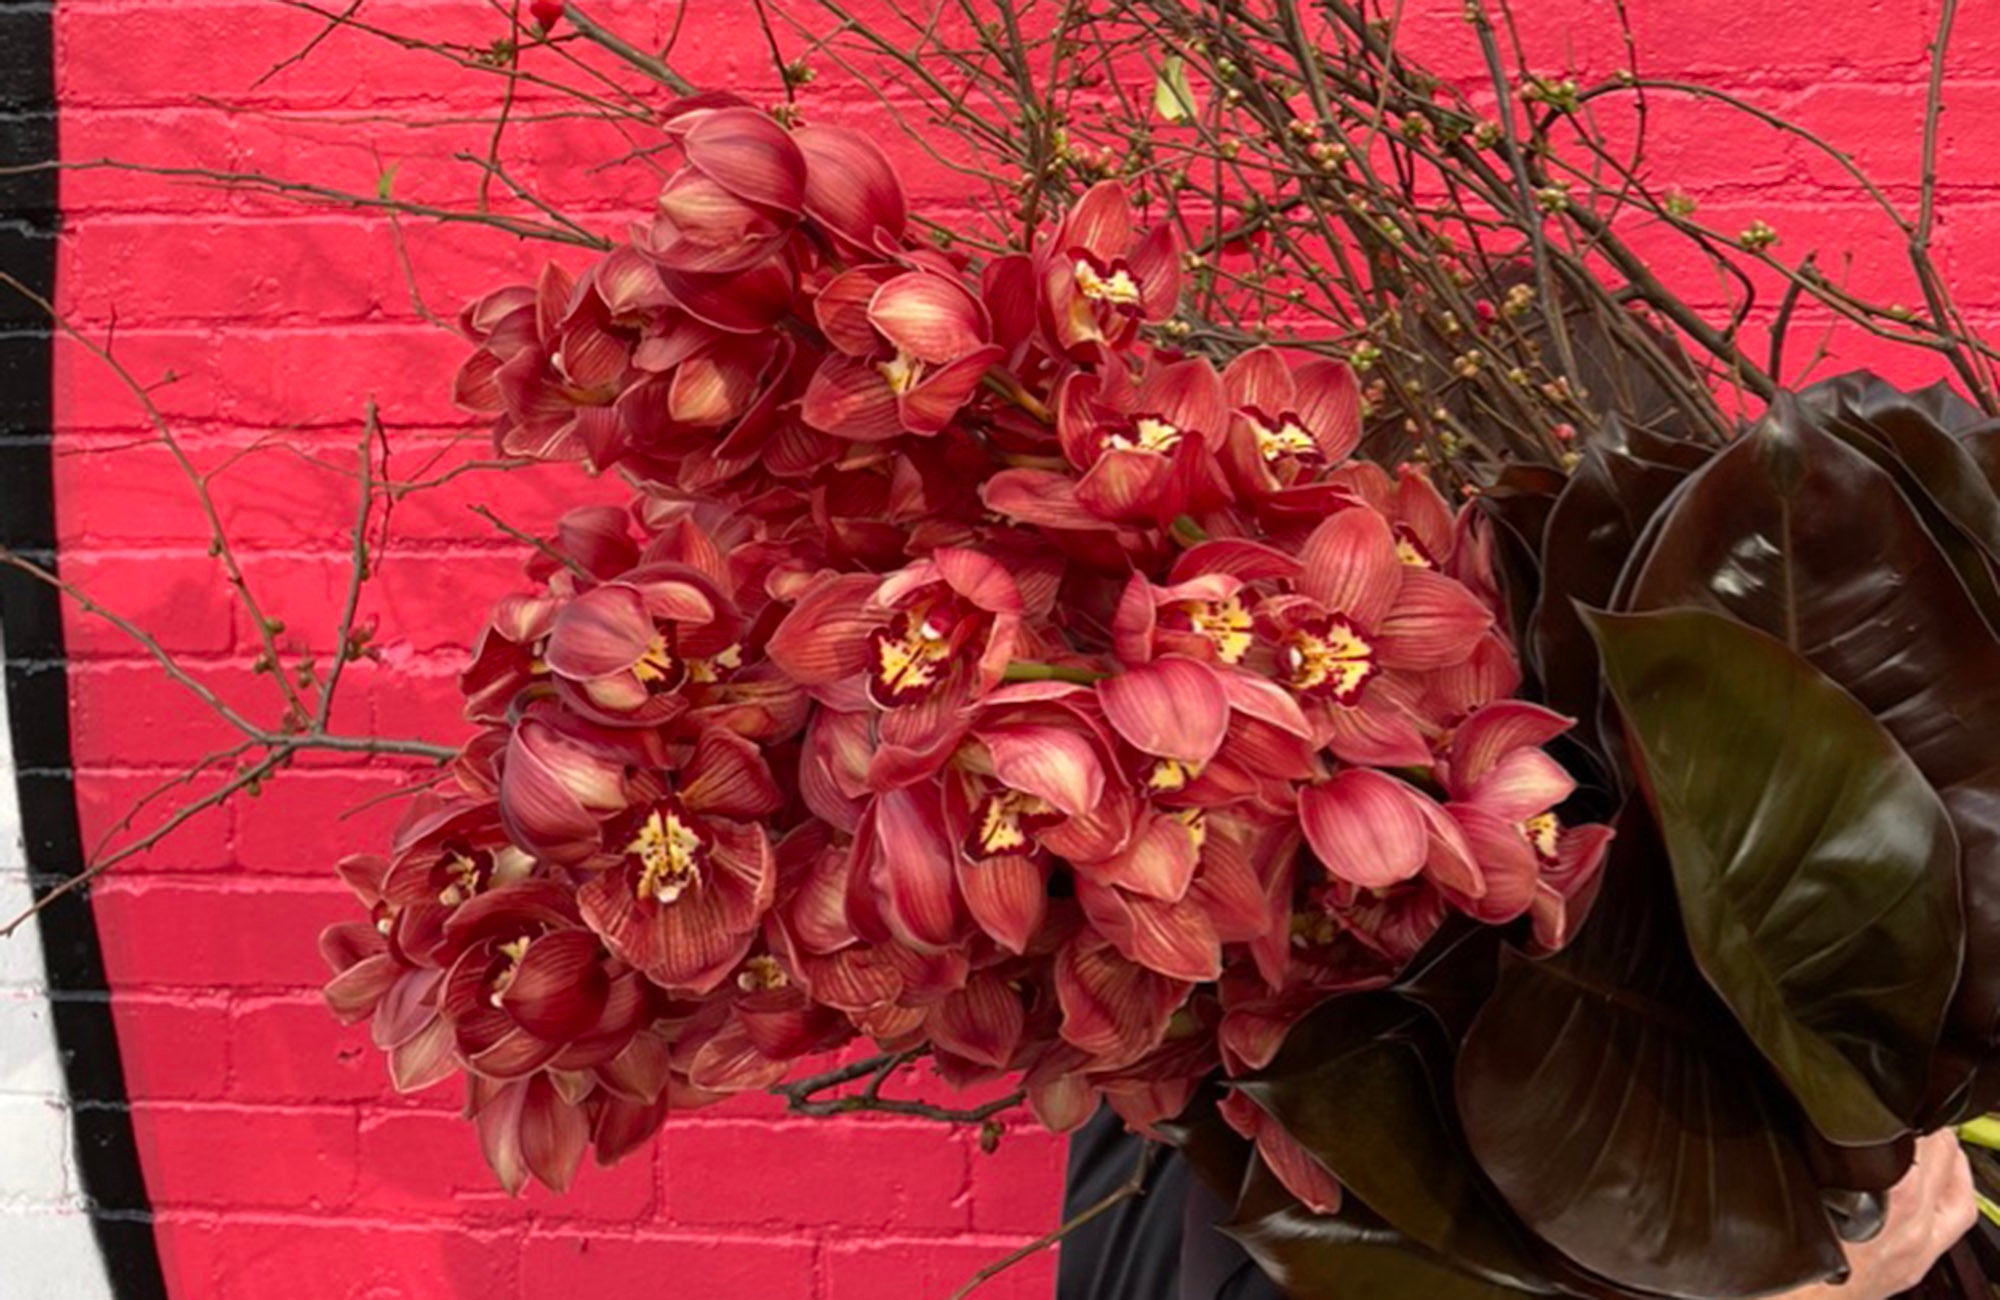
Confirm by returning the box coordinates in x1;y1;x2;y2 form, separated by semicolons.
319;86;2000;1299
322;96;1606;1208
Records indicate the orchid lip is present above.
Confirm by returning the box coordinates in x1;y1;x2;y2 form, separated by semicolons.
627;803;708;904
1282;612;1378;706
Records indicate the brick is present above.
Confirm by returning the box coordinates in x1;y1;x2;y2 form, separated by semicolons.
92;880;355;989
67;660;286;767
52;329;223;433
660;1120;971;1231
61;550;235;658
74;770;237;875
824;1238;1055;1300
967;1125;1066;1235
521;1231;818;1297
1627;0;1929;75
110;994;232;1101
0;1094;77;1205
154;1215;520;1300
353;1108;657;1222
59;216;399;326
227;995;422;1106
134;1102;358;1209
230;770;422;877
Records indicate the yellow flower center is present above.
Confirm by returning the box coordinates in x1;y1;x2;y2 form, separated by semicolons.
973;789;1055;857
1147;757;1202;793
1251;413;1317;462
1075;258;1143;307
869;600;959;706
1110;416;1182;454
878;352;922;395
1284;615;1376;705
1394;527;1436;569
436;850;487;907
736;954;790;992
628;806;705;904
686;643;743;685
1522;812;1561;864
1176;595;1254;664
1290;910;1337;949
1168;807;1208;854
632;630;681;689
489;936;531;1008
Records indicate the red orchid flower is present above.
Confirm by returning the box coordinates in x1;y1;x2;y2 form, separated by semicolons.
804;264;1005;440
1035;181;1181;358
1057;357;1234;525
320;853;458;1094
1218;347;1363;499
437;880;648;1081
1260;503;1491;764
575;728;784;995
1436;701;1613;931
542;563;740;727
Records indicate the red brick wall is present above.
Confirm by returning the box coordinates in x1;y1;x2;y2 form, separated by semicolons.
45;0;1990;1295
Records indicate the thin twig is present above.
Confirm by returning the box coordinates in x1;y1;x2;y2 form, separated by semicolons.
947;1140;1159;1299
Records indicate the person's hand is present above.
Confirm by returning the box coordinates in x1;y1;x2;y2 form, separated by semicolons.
1785;1130;1977;1300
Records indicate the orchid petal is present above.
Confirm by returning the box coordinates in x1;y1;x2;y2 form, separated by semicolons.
930;973;1025;1068
957;852;1046;955
1098;654;1229;764
869;273;988;364
872;785;966;950
501;930;610;1041
1293;359;1362;461
681;106;806;211
1375;569;1492;670
980;724;1104;817
1297;506;1402;627
1298;769;1429;889
794;124;908;246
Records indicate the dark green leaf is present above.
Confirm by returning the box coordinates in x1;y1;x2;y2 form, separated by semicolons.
1530;417;1709;769
1457;804;1847;1298
1222;1156;1536;1300
1586;606;1961;1143
1625;397;2000;1108
1239;993;1554;1292
1796;374;2000;629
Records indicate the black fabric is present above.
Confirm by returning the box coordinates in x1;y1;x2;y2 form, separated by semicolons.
1057;1108;1281;1300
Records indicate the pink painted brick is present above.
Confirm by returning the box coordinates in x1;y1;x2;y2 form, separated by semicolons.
94;880;356;989
353;1108;658;1223
520;1231;818;1298
825;1237;1056;1300
109;994;232;1101
661;1120;972;1231
968;1125;1067;1235
228;995;418;1106
135;1102;359;1210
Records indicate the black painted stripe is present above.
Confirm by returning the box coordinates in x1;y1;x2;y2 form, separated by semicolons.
1;3;169;1295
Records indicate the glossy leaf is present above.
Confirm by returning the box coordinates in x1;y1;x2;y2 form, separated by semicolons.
1239;993;1553;1292
1222;1157;1540;1300
1457;804;1847;1298
1587;606;1961;1144
1795;374;2000;630
1625;398;2000;1099
1529;417;1707;766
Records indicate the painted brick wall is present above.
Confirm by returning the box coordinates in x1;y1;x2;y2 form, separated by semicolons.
40;0;1998;1296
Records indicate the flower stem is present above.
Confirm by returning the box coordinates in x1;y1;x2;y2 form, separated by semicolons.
1002;661;1103;685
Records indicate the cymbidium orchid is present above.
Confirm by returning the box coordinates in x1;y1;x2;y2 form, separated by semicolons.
335;127;1612;1197
806;263;1005;439
1034;180;1181;358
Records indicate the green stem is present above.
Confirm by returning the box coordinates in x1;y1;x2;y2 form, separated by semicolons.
1002;661;1104;685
